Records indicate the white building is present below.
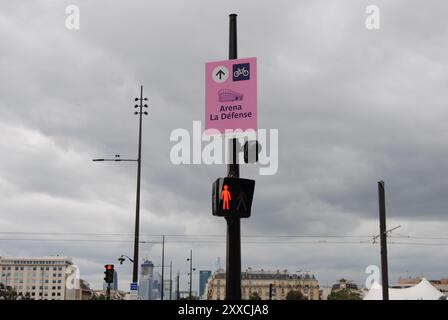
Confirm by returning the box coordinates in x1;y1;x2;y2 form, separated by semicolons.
0;256;73;300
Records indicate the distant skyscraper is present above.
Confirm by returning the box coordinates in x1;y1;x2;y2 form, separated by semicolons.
138;259;154;300
103;270;118;291
199;270;212;298
153;272;162;300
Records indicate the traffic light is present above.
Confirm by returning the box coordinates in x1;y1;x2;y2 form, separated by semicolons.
212;177;255;218
104;264;114;284
243;140;261;164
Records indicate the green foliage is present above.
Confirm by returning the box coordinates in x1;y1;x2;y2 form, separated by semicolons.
249;291;262;300
90;294;107;300
0;283;19;300
285;290;306;300
327;288;361;300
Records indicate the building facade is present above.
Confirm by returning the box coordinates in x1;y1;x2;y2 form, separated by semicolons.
206;268;320;300
0;256;73;300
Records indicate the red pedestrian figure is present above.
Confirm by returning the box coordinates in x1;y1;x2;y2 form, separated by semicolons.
221;185;231;210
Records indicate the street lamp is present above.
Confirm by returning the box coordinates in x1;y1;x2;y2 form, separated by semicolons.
93;85;150;284
118;255;134;265
186;250;195;299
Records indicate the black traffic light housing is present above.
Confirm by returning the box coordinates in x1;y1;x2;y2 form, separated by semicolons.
212;177;255;218
104;264;114;284
243;140;261;164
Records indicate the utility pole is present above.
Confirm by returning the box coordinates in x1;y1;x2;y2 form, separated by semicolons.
132;85;148;283
378;180;389;300
161;235;165;300
176;272;180;300
169;261;173;300
188;250;193;299
93;85;149;284
225;13;242;300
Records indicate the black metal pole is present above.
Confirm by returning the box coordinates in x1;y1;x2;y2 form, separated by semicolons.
161;235;165;300
107;283;111;300
176;272;180;300
378;180;389;300
269;283;273;300
132;85;144;283
189;249;193;298
225;13;242;301
169;261;173;300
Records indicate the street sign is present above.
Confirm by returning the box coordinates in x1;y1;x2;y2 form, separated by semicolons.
130;282;138;300
212;177;255;218
205;57;257;134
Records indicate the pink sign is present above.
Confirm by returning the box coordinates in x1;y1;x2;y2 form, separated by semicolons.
205;57;257;134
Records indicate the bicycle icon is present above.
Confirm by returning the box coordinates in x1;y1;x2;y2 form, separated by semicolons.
233;67;249;78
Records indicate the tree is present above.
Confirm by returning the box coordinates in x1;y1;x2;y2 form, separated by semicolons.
249;292;261;300
90;293;106;300
0;283;18;300
327;288;361;300
286;290;306;300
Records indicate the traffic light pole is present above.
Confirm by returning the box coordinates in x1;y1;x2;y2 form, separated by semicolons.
225;13;242;300
106;283;111;300
378;181;389;300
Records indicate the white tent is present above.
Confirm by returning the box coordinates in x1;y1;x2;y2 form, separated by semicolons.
364;278;444;300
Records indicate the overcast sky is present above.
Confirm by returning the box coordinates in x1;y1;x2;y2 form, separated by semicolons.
1;0;448;293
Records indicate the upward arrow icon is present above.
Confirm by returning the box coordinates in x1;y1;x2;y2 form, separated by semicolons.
216;69;226;80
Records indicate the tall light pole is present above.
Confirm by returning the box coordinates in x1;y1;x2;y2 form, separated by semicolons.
161;235;165;300
93;85;149;284
378;180;389;300
169;261;173;300
187;250;195;299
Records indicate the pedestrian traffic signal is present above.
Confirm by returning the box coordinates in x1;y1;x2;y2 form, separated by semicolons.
212;177;255;218
104;264;114;284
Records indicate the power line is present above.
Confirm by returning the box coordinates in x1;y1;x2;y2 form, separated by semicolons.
0;231;375;238
0;237;447;246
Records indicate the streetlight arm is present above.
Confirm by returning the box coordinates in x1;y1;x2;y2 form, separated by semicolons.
93;158;138;162
119;255;134;263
